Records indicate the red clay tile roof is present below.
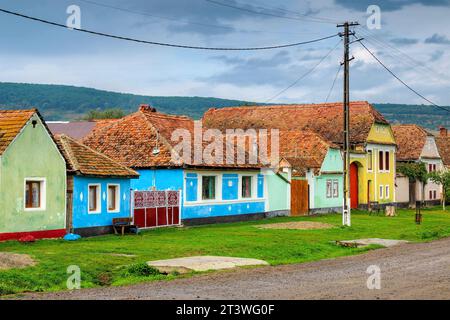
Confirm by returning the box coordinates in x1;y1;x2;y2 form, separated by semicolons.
436;135;450;168
203;101;389;145
392;124;429;161
274;130;340;176
0;109;36;156
55;134;138;177
82;105;262;169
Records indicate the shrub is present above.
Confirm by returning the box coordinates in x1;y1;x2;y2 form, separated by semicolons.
125;263;160;277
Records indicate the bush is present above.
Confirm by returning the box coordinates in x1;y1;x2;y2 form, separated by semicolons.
125;263;160;277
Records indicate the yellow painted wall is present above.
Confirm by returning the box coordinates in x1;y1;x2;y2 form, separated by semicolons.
350;123;396;205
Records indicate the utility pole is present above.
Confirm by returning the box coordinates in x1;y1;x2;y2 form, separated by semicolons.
338;21;359;227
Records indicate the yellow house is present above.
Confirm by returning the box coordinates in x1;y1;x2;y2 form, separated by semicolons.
203;101;397;209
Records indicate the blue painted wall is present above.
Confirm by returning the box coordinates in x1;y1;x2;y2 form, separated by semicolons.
72;176;132;229
183;201;265;219
222;174;238;200
130;169;183;191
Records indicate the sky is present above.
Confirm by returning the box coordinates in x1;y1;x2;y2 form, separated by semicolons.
0;0;449;105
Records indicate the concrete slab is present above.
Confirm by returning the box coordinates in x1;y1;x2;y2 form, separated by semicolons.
147;256;269;274
336;238;409;248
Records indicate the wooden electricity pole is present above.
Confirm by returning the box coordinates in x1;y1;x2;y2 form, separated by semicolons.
338;21;359;226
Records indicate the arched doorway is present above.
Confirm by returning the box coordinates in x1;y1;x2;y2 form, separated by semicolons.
350;162;359;209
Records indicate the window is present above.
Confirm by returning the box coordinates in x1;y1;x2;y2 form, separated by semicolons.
202;176;216;200
379;151;384;171
434;164;437;171
25;179;45;209
379;185;383;199
88;184;101;213
241;176;253;198
108;184;120;212
385;151;390;171
326;180;332;198
332;180;339;198
367;150;373;171
429;190;433;199
433;190;437;199
385;185;390;199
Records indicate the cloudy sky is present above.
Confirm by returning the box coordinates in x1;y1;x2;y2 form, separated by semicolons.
0;0;449;105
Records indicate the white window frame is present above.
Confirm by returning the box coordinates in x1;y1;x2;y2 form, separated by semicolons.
385;185;390;199
239;174;257;200
367;149;373;172
326;179;332;198
200;174;219;202
107;184;120;213
332;179;339;198
24;178;46;211
379;185;384;199
88;183;101;214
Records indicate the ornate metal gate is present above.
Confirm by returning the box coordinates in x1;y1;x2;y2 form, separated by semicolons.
132;190;181;228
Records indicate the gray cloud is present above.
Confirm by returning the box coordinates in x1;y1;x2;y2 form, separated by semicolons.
430;50;444;61
335;0;450;12
390;37;419;46
425;33;450;45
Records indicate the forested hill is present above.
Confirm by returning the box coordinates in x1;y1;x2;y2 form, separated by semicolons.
0;82;448;130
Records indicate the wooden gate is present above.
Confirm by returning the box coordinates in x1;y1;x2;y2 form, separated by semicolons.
132;190;181;229
290;180;309;216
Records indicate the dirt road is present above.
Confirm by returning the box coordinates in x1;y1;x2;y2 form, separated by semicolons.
15;237;450;300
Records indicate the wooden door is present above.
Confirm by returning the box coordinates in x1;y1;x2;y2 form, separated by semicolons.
350;163;359;209
291;180;309;216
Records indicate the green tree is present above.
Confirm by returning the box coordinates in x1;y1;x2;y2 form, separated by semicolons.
428;170;450;211
82;108;125;120
397;162;428;204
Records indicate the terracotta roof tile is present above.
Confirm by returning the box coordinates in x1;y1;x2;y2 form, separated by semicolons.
436;135;450;168
0;109;36;155
392;124;429;161
55;134;138;177
82;105;262;169
203;101;389;145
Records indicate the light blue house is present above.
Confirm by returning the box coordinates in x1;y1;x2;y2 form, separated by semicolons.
56;134;139;236
82;105;267;226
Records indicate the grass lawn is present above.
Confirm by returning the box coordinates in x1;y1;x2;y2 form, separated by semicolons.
1;207;449;295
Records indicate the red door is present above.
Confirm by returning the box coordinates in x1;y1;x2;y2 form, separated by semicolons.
350;162;359;209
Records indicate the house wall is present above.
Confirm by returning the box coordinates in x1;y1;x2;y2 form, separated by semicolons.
314;148;344;210
395;175;410;203
420;136;444;201
183;170;265;220
353;123;397;206
0;114;66;238
71;176;132;230
130;168;183;191
266;170;290;213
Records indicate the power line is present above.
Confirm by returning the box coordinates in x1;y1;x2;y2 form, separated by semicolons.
0;7;338;51
358;40;450;114
78;0;319;36
205;0;336;24
325;63;342;103
265;40;342;103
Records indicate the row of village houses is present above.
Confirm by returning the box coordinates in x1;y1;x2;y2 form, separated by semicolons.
0;102;448;241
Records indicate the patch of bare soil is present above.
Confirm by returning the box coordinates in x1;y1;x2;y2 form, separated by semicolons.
256;221;335;230
0;252;36;270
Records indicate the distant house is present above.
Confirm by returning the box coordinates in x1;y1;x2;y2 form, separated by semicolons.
0;109;66;241
82;105;267;225
436;127;449;170
203;101;397;209
47;119;116;140
393;124;444;206
55;134;139;236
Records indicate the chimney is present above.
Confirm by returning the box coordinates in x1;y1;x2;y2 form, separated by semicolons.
439;126;448;137
139;104;156;112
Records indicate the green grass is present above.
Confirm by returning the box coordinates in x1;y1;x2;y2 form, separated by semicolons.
1;207;449;295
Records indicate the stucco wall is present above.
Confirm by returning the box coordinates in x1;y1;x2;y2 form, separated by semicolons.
266;171;289;212
72;176;132;229
0;114;66;233
395;175;410;203
130;169;183;191
314;148;343;209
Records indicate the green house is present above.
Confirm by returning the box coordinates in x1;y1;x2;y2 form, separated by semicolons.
0;109;66;241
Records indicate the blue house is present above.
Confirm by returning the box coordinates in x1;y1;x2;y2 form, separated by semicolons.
82;105;267;226
55;134;139;236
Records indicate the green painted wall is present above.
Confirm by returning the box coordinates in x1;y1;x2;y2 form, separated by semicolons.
267;171;289;211
0;114;66;233
314;149;343;209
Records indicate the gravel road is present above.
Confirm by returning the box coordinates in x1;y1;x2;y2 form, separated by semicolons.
14;237;450;300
